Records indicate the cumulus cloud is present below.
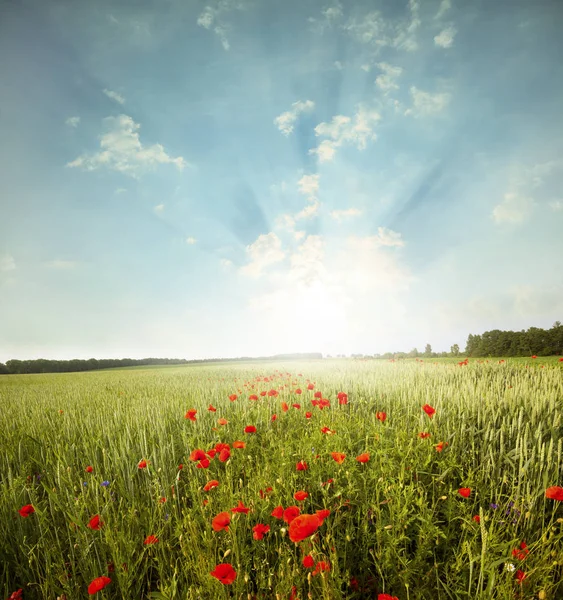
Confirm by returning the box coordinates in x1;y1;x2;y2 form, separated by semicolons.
65;116;80;127
405;87;451;117
434;25;456;48
0;254;16;272
435;0;451;20
492;192;535;224
154;204;165;213
103;89;126;104
375;62;403;92
329;208;363;221
197;0;249;50
186;236;197;244
549;200;563;212
310;106;381;162
240;232;285;277
297;173;320;200
350;227;405;248
67;115;187;178
274;100;315;136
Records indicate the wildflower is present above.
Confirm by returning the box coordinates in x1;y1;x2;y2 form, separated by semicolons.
320;426;335;435
231;500;251;514
296;461;308;471
138;459;148;469
204;480;219;491
184;409;197;421
472;515;480;523
294;491;308;501
232;441;245;449
207;449;217;458
305;411;312;419
378;595;399;600
271;414;278;422
546;486;563;501
271;505;284;519
338;392;348;405
159;497;166;504
505;563;515;572
85;466;93;473
143;535;159;545
244;425;256;434
356;453;370;463
307;383;314;390
515;570;526;583
87;515;104;530
295;388;302;394
217;418;228;426
101;480;110;488
212;512;230;532
218;448;231;462
252;523;270;540
331;452;346;464
312;560;331;575
376;411;386;422
88;576;111;595
196;458;210;469
321;478;333;487
282;402;289;412
531;355;537;359
490;503;499;510
210;563;236;585
7;590;23;600
208;404;217;412
435;441;447;452
268;389;278;397
229;394;237;401
422;404;436;418
283;506;301;524
289;514;321;543
18;504;35;518
458;488;471;498
418;432;431;439
315;509;330;524
260;391;267;397
303;554;314;568
511;541;529;561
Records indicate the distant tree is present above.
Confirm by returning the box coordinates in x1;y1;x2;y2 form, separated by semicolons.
408;348;419;358
424;344;432;358
450;344;460;356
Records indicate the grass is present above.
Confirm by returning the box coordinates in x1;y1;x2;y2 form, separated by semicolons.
1;357;562;599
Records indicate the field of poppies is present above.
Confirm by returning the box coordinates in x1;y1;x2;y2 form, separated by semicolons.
1;357;563;599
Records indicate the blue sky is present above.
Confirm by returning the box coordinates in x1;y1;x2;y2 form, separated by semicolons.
1;0;562;360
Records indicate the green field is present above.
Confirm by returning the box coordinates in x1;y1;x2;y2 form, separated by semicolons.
1;358;563;599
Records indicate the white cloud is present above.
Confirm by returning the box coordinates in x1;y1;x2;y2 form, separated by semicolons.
65;116;80;128
361;64;371;72
220;258;233;268
295;199;321;220
434;25;456;48
114;188;127;194
0;254;16;272
274;100;315;136
154;204;165;213
375;62;403;92
46;260;77;269
197;1;249;50
405;87;451;117
297;173;320;200
492;192;535;224
393;0;421;51
310;106;381;162
103;89;126;105
549;200;563;212
294;230;306;241
330;208;363;221
186;236;197;244
435;0;451;20
240;232;285;277
275;214;296;232
350;227;405;248
67;115;187;178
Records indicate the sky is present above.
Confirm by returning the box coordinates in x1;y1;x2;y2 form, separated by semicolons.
1;0;563;361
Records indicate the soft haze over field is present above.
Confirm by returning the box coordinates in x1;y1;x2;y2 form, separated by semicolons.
1;0;562;361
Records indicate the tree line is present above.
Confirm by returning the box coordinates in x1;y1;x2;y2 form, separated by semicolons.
0;353;323;375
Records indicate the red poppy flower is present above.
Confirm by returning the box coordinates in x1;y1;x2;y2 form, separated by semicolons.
315;509;330;524
320;426;334;435
422;404;436;418
307;384;314;390
206;449;217;459
144;534;159;545
512;541;529;561
252;523;270;540
559;357;563;362
472;515;480;523
418;432;431;439
294;491;308;501
85;465;93;473
378;595;399;600
260;391;267;397
249;394;258;400
337;392;348;405
313;391;322;399
184;409;197;421
88;576;111;595
281;402;289;412
196;458;210;469
178;463;183;470
302;554;314;568
208;404;217;412
231;500;251;514
190;449;207;462
305;412;312;419
7;590;23;600
312;560;330;576
217;417;228;426
515;570;526;583
295;388;302;394
376;411;386;422
18;504;35;518
210;563;236;585
218;448;231;462
159;497;166;503
271;505;284;519
321;478;333;487
531;355;537;359
435;441;448;452
356;453;370;463
204;480;219;491
296;461;308;471
212;512;231;532
244;425;256;434
87;514;104;530
231;441;244;449
458;487;471;498
546;486;563;501
319;398;330;409
138;459;148;469
229;394;238;401
331;452;346;464
292;403;301;409
283;506;301;524
268;389;279;397
289;514;321;543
